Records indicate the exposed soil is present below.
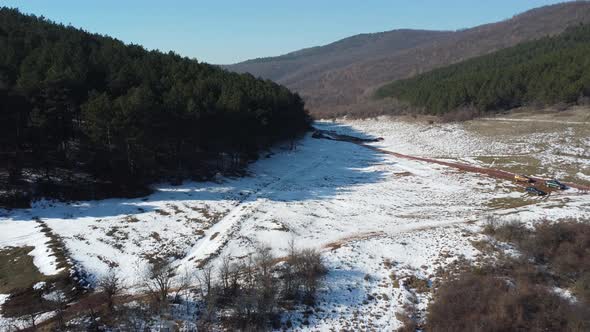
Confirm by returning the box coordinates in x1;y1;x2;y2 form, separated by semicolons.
313;129;590;192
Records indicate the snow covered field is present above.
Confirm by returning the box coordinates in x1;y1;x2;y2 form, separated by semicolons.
1;118;589;330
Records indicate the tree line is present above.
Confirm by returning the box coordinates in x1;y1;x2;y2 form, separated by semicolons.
374;24;590;116
0;8;310;206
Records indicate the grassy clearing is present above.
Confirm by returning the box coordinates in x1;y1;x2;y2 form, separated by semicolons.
486;196;538;210
475;155;588;185
463;110;590;187
0;246;47;294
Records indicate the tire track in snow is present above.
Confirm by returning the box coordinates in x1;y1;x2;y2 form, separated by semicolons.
0;231;39;246
179;153;329;268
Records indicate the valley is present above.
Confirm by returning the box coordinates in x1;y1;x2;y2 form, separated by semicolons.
1;109;588;330
2;2;590;330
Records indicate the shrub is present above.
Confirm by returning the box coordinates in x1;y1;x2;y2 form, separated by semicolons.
425;220;590;331
483;219;530;243
215;243;327;330
427;271;590;332
520;221;590;280
573;272;590;304
97;268;122;312
486;220;590;284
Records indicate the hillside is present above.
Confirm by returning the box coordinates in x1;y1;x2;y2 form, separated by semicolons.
227;29;453;86
0;8;310;207
226;2;590;118
375;24;590;116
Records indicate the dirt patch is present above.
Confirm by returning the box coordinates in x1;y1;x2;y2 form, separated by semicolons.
0;246;46;293
323;231;386;251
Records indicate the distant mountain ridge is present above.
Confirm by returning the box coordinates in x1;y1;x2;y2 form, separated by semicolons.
230;29;452;82
226;2;590;118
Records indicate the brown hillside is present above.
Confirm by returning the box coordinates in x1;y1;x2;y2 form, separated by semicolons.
226;2;590;118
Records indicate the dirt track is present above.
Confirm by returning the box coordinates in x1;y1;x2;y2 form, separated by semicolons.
314;129;590;192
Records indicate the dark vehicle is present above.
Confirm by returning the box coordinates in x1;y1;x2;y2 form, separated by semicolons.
526;186;547;196
546;179;566;190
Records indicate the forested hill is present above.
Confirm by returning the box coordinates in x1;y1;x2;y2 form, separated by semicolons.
227;2;590;118
374;24;590;116
0;8;310;206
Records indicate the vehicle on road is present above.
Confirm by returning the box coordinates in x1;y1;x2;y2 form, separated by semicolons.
526;186;547;196
515;174;534;183
546;179;566;190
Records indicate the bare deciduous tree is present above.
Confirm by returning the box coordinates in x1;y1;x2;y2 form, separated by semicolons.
142;259;176;306
283;238;300;299
219;255;232;295
97;268;122;312
172;266;193;307
197;264;218;325
196;264;214;299
253;245;278;318
298;248;326;304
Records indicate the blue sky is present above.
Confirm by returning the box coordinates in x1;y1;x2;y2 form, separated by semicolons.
3;0;570;64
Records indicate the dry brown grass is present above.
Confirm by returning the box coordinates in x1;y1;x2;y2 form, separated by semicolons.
0;246;46;294
421;219;590;332
427;271;589;332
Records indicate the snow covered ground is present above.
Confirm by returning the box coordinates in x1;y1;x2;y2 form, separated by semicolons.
1;118;589;330
329;116;590;185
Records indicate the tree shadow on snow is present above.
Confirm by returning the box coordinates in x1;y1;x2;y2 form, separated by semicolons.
2;123;390;221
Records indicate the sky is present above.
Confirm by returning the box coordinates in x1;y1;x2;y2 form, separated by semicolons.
2;0;571;64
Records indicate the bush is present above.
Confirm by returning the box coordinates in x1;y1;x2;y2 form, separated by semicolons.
425;220;590;331
485;219;590;286
483;219;530;243
520;221;590;278
214;244;327;330
427;271;590;332
573;273;590;304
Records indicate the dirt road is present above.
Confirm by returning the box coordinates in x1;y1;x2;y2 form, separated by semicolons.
314;128;590;192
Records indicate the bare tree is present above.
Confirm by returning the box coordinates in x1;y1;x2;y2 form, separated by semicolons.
253;245;278;318
196;264;214;299
298;248;326;304
229;260;241;295
197;264;218;325
218;255;232;296
172;266;193;311
97;268;122;312
283;238;300;299
142;259;176;306
254;245;274;279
